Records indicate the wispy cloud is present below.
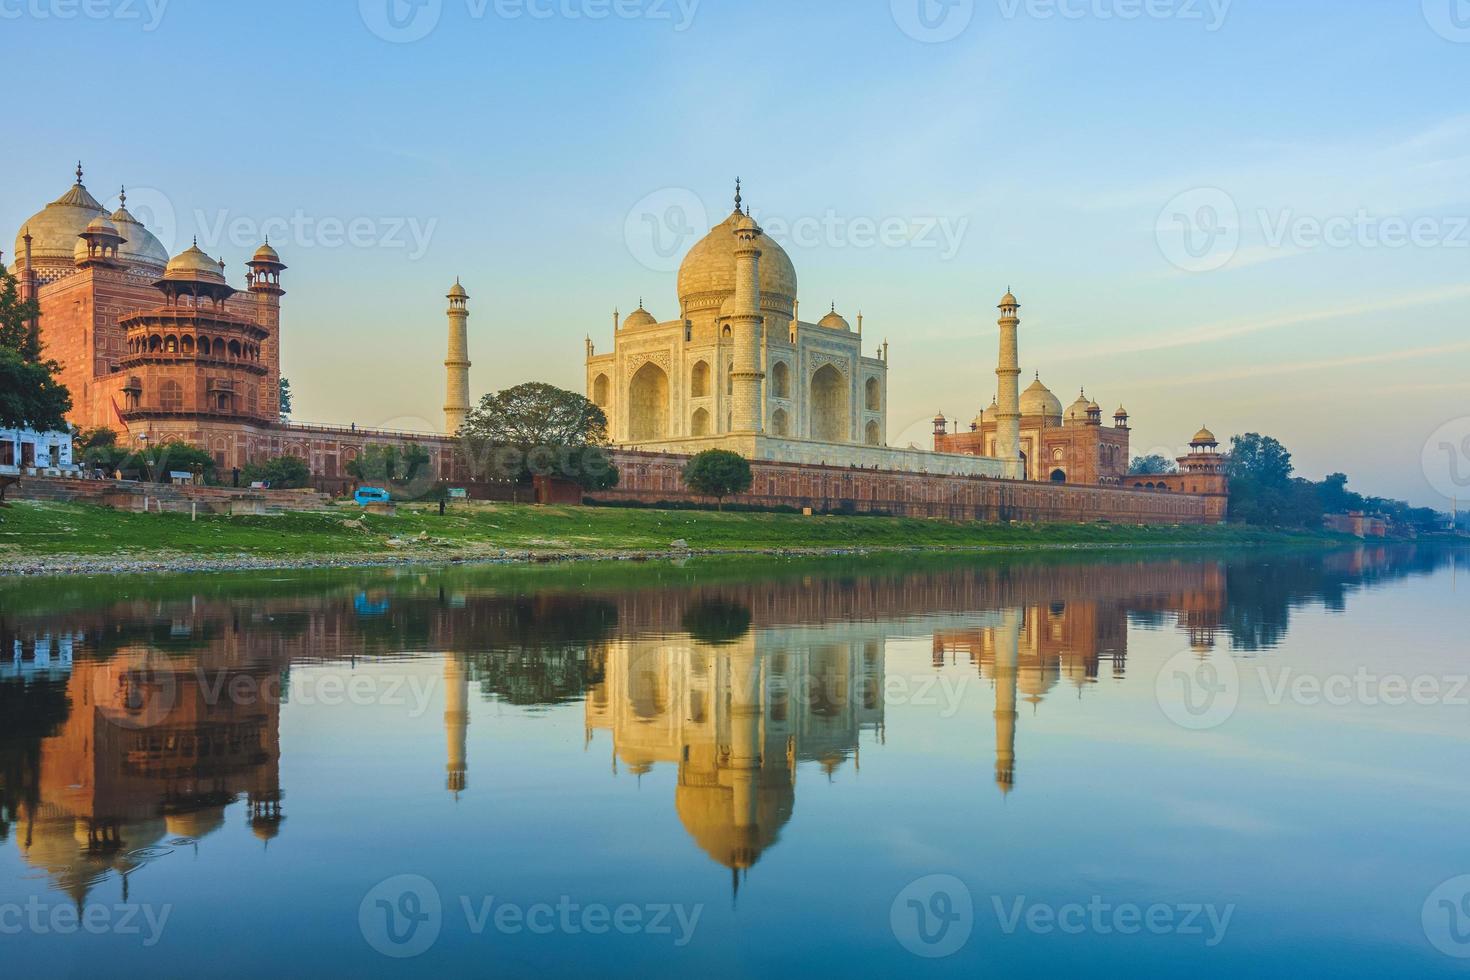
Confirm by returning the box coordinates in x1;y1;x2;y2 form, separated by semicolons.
1147;340;1470;388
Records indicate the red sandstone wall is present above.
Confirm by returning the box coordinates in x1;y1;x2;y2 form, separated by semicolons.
595;450;1227;525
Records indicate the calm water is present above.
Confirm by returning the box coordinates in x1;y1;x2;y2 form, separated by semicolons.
2;546;1468;977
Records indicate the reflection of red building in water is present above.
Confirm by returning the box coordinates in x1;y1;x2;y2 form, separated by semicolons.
11;650;283;905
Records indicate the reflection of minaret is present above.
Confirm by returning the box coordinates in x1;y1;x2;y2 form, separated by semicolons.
993;609;1021;796
445;656;469;797
727;640;763;869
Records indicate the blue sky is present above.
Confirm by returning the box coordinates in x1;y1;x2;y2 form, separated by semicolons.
6;0;1468;506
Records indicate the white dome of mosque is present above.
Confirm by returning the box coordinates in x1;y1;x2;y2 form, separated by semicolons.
677;194;798;315
12;165;106;268
818;304;850;331
108;191;170;270
622;303;657;329
1065;391;1092;423
1020;377;1063;419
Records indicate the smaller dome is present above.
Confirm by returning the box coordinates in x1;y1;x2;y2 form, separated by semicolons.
999;290;1019;309
818;304;850;331
164;241;227;284
1087;399;1101;412
253;241;282;264
1021;376;1063;418
85;215;120;237
1114;405;1129;418
447;278;467;299
1191;426;1218;446
1065;391;1092;423
623;303;656;329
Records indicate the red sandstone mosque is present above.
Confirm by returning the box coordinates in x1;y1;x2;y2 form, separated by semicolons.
9;166;1225;521
7;164;467;482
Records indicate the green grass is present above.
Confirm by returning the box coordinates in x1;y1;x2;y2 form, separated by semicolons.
0;498;1335;563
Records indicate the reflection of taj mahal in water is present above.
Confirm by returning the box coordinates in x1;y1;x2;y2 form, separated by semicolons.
1;546;1433;896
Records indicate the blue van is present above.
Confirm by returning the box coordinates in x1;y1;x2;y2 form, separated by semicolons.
353;487;391;506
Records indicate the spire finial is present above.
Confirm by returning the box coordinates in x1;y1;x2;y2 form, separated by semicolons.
119;185;126;207
75;161;83;185
192;236;198;247
734;177;742;212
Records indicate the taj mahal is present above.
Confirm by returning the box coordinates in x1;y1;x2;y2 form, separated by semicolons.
9;164;1227;521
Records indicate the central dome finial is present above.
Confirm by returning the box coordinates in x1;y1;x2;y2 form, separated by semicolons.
75;161;84;185
734;177;742;213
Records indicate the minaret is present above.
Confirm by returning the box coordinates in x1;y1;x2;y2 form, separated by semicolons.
445;656;469;797
730;188;765;434
993;608;1022;795
444;279;471;434
994;290;1023;478
726;638;763;867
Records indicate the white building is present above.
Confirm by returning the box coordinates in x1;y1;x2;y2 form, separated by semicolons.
0;426;74;472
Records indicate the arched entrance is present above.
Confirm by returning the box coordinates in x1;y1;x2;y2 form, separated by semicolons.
628;362;669;442
770;407;789;437
810;364;848;443
1049;469;1067;483
865;420;881;446
690;407;711;437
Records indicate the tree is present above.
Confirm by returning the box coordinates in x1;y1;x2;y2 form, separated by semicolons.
682;449;752;511
241;455;312;489
1128;454;1177;476
460;382;617;489
0;266;70;432
277;378;293;422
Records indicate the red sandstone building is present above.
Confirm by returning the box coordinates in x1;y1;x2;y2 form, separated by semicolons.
9;167;465;481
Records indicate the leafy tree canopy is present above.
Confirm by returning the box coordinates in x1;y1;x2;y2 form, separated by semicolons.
0;266;70;432
681;449;753;510
1128;454;1177;476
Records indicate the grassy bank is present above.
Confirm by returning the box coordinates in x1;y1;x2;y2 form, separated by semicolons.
0;498;1339;573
